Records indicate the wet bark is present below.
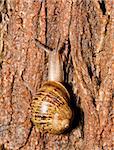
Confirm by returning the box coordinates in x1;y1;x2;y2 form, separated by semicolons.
0;0;113;149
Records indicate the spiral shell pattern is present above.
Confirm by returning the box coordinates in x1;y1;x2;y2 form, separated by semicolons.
31;81;72;134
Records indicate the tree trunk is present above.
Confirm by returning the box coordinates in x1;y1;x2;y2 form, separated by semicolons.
0;0;113;149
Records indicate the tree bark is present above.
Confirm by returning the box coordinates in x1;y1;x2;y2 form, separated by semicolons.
0;0;113;149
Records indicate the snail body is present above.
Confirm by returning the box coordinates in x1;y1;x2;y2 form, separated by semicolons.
31;40;72;134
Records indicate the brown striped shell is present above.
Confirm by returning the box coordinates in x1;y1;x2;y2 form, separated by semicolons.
31;81;72;134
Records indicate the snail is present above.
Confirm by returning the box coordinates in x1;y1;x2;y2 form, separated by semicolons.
31;39;73;134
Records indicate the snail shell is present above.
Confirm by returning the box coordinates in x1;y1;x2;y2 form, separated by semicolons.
31;40;73;134
31;81;72;134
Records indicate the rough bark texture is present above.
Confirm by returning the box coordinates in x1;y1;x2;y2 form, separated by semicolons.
0;0;113;150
